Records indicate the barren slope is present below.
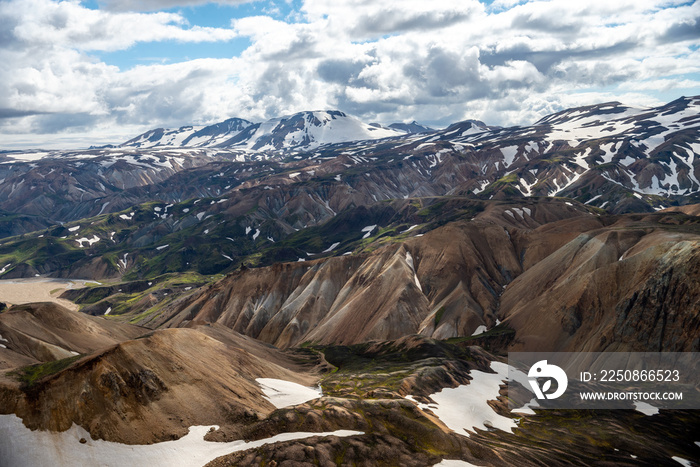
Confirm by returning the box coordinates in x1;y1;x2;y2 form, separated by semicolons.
151;199;607;347
0;326;319;444
146;199;700;352
0;302;145;367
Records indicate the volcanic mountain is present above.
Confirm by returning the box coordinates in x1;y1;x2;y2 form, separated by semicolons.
0;96;698;242
0;322;320;444
0;96;699;465
143;198;700;354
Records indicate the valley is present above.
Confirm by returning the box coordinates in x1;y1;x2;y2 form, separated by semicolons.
0;97;699;466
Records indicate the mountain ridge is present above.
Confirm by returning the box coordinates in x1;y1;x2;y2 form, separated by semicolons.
120;110;409;151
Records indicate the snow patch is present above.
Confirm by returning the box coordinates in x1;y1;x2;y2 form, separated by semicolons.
406;361;517;437
68;226;80;232
75;236;100;248
634;401;659;416
97;202;110;216
322;242;340;253
156;245;169;251
672;457;692;467
471;325;488;336
432;460;483;467
361;225;377;239
500;145;519;167
0;414;360;467
256;378;322;409
585;194;602;205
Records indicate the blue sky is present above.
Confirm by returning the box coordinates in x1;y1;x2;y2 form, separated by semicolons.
0;0;699;149
88;1;262;68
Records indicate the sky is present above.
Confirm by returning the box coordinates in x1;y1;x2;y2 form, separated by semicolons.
0;0;699;149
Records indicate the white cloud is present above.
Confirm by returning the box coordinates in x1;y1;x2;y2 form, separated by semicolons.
302;0;483;39
2;0;238;51
99;0;258;12
622;78;700;91
0;0;699;147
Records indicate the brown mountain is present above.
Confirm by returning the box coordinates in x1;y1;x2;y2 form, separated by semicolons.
0;302;145;368
150;198;700;352
0;322;319;444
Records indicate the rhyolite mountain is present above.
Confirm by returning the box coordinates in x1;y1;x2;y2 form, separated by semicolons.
0;96;698;242
1;302;698;465
142;199;700;353
0;97;699;466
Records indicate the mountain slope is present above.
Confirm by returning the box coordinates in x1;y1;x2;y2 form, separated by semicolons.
427;96;700;210
122;118;254;149
146;199;700;353
0;96;698;241
0;325;319;444
0;302;145;365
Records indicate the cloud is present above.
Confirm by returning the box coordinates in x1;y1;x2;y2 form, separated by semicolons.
0;0;246;137
622;78;700;91
0;0;699;147
302;0;482;39
2;0;238;52
99;0;258;12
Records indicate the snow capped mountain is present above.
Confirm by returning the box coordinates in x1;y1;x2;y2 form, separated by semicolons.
221;110;406;151
390;95;700;210
121;126;204;149
122;118;254;149
181;117;254;147
388;121;435;134
1;96;698;235
121;111;405;151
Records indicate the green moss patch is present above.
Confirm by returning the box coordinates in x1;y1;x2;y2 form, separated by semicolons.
10;355;82;389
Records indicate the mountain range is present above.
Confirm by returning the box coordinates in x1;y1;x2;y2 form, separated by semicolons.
120;111;410;151
0;96;698;242
0;96;699;466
